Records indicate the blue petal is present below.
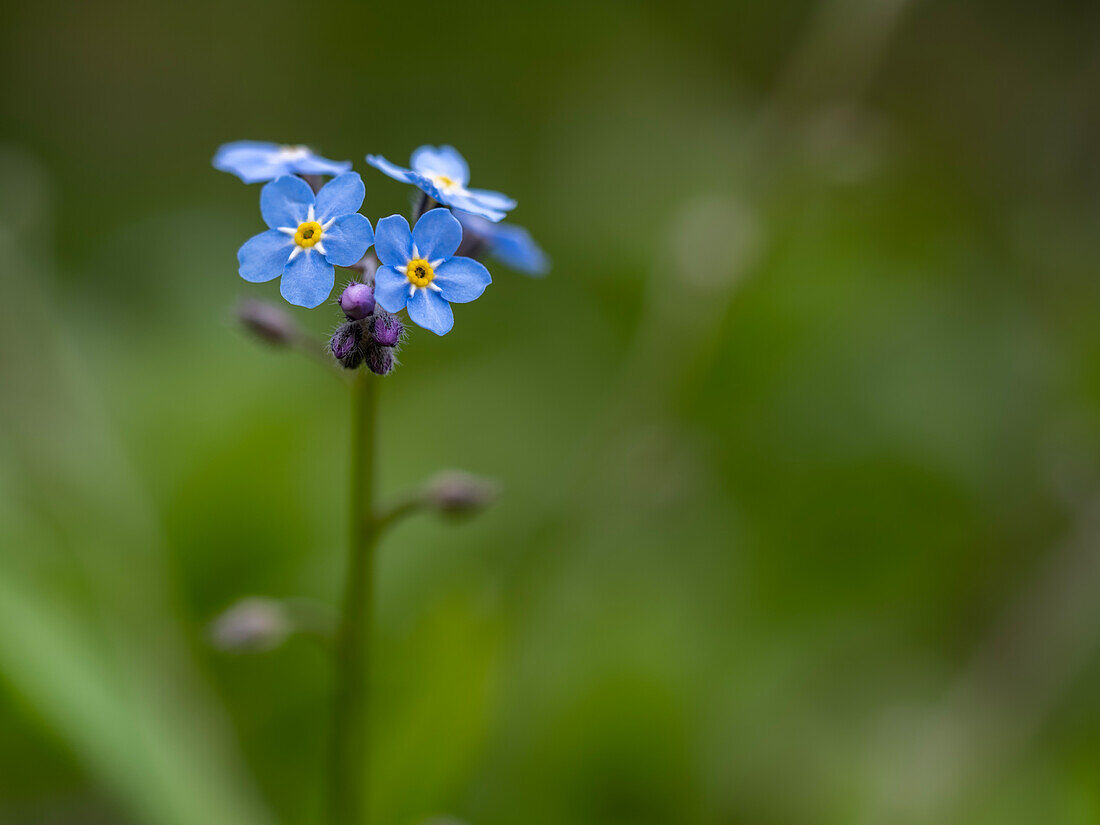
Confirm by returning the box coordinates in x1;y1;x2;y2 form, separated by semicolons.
455;211;492;236
374;214;414;267
432;256;491;303
412;208;462;261
366;154;423;186
238;229;294;282
374;265;410;312
322;214;374;267
455;212;549;276
491;224;550;276
465;187;517;211
441;190;507;222
280;249;335;308
214;141;283;183
214;142;350;184
407;288;454;335
261;176;316;229
216;140;277;157
293;154;353;177
314;172;365;222
410;145;469;186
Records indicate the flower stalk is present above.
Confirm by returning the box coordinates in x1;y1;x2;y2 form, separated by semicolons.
331;369;378;825
215;140;545;825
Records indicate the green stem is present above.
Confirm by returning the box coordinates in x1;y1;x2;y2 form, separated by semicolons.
331;370;378;825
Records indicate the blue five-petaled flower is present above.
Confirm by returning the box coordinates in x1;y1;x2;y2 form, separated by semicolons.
374;208;491;335
238;173;375;308
367;145;516;223
214;141;352;184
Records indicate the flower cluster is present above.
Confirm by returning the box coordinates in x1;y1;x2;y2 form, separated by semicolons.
216;142;547;363
330;280;405;375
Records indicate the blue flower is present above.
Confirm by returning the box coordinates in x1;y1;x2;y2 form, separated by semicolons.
373;208;491;335
237;173;374;309
366;145;517;222
456;213;550;277
214;141;352;183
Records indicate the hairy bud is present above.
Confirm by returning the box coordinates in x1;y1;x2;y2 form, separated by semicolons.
209;597;290;652
339;281;376;320
365;342;395;376
424;470;499;517
371;311;404;348
330;321;365;369
236;299;299;347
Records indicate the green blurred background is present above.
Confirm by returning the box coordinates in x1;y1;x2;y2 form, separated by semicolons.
3;0;1100;823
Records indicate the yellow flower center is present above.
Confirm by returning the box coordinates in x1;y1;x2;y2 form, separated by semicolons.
278;144;310;160
405;258;435;288
294;220;323;248
433;175;458;193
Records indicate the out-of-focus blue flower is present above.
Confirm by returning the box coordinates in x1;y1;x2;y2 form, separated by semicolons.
237;173;374;308
366;145;516;222
214;141;352;183
456;213;550;276
373;208;491;335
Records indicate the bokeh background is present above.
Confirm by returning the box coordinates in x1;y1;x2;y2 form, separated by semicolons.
3;0;1100;823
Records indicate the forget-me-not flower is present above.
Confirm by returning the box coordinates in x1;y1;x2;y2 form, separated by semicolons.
238;173;374;308
374;208;491;335
456;213;550;276
214;141;352;183
366;145;516;222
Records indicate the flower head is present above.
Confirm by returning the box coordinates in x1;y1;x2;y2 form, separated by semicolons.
214;141;352;183
456;213;550;276
238;173;374;308
366;145;516;222
373;208;491;336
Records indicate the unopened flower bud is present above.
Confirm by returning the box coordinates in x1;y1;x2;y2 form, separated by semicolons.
424;470;499;517
365;342;395;376
236;299;298;347
339;281;375;320
209;597;290;652
371;312;403;347
330;321;364;369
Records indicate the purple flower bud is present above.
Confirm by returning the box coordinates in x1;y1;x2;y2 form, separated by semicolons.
371;312;403;348
365;342;395;376
330;321;364;369
339;281;376;320
236;299;299;347
209;598;290;652
424;470;499;517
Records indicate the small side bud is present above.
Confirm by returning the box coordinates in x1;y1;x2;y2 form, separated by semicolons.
236;299;299;347
365;342;395;376
330;321;365;369
339;281;376;320
371;312;404;348
425;470;499;517
209;597;290;652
